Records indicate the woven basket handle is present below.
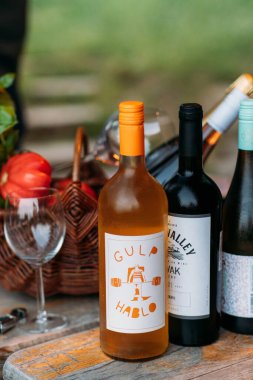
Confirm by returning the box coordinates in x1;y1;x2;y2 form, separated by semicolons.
72;127;88;182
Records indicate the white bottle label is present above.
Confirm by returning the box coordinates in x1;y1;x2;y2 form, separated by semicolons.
105;232;165;333
207;88;248;134
222;252;253;318
168;214;211;318
216;231;223;313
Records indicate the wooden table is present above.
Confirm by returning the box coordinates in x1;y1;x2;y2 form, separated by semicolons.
0;285;99;379
2;285;253;380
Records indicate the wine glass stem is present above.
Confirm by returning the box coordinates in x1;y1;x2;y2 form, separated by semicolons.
36;266;47;324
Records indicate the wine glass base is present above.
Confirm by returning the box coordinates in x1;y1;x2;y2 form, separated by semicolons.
19;313;68;334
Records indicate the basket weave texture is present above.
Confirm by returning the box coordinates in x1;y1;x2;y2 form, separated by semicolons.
0;128;106;296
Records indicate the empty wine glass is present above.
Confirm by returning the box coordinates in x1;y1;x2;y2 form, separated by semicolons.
93;107;175;165
52;108;175;178
4;187;66;333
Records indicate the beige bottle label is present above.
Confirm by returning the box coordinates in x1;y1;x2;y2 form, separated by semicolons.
105;232;165;334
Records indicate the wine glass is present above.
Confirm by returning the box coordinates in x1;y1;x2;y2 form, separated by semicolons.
4;187;66;333
52;108;175;179
93;107;175;166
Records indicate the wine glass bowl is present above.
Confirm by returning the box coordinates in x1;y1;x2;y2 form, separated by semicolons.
93;107;175;165
4;188;67;333
5;191;65;267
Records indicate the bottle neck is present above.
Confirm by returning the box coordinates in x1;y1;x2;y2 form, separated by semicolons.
233;150;253;183
178;118;203;176
119;114;145;171
237;149;253;165
178;156;203;176
119;155;146;171
233;107;253;179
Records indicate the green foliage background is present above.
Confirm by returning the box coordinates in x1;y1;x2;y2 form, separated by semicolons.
21;0;253;133
25;0;252;77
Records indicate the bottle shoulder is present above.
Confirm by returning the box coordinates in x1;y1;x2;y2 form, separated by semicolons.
202;173;223;199
224;162;253;219
98;169;167;214
222;148;253;254
164;172;222;213
165;172;222;198
99;169;165;195
223;173;253;253
225;171;253;205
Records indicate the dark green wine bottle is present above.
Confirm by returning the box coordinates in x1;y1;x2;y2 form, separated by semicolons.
221;99;253;334
164;103;223;346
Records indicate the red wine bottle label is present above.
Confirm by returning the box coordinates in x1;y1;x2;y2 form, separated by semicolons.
222;252;253;318
168;213;211;319
207;88;248;134
105;232;165;333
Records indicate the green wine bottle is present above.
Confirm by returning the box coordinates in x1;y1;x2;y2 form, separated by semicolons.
221;99;253;334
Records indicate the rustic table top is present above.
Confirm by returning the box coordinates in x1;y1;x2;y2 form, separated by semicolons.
3;326;253;380
2;285;253;380
0;285;99;379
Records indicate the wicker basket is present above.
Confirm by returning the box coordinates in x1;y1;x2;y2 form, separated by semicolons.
0;128;106;296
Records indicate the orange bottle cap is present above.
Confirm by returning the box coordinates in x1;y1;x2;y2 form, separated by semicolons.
119;101;145;156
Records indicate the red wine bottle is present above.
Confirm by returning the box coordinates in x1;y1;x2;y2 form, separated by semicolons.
146;74;253;185
221;99;253;334
165;103;223;346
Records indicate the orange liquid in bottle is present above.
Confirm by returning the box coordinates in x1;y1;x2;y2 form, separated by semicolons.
98;101;168;360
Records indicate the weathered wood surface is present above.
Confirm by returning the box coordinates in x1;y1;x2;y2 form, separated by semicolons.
27;75;100;99
0;286;99;378
26;103;102;129
25;74;102;130
4;327;253;380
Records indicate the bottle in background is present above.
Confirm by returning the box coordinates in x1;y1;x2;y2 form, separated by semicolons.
147;73;253;185
98;101;168;359
221;99;253;334
165;103;223;346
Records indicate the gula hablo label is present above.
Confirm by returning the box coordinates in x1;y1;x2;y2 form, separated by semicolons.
168;213;211;319
105;232;165;334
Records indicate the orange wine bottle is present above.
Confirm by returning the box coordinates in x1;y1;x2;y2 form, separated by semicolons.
99;101;168;360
